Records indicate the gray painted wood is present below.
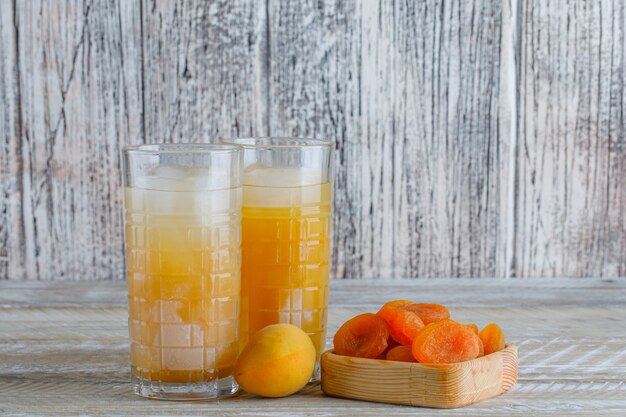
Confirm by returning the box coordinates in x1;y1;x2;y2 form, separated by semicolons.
141;0;269;142
0;0;19;280
1;0;625;280
1;280;625;415
267;0;510;279
2;278;624;308
516;0;626;277
3;0;143;280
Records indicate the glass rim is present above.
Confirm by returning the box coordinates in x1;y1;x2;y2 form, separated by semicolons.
122;143;240;155
220;137;333;149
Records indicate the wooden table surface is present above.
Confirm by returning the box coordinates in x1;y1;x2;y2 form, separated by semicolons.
1;279;625;416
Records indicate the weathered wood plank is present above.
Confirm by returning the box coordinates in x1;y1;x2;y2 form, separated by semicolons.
267;0;510;279
0;0;20;280
2;278;624;308
3;0;626;282
9;0;143;280
1;378;624;417
516;0;626;277
327;278;626;307
1;300;625;415
141;0;268;142
1;379;625;417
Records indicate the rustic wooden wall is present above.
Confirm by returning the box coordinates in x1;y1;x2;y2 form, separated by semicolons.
1;0;624;280
268;0;511;279
516;0;626;277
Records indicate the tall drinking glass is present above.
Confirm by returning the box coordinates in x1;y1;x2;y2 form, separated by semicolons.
122;144;242;400
220;137;333;376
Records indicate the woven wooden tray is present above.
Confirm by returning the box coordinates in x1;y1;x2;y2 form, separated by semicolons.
320;345;518;409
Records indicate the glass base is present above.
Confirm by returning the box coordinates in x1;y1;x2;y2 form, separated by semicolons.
132;373;239;401
310;360;321;382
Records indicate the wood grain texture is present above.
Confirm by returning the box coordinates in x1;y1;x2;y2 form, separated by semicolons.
2;0;626;280
1;280;625;416
516;0;626;277
2;278;624;308
0;0;19;280
321;346;518;408
1;380;625;417
267;0;509;279
6;0;143;280
141;0;268;143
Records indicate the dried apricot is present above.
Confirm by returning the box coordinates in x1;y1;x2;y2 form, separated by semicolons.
479;323;505;355
402;303;450;325
381;300;414;309
386;336;400;350
466;323;479;334
477;336;485;357
468;324;483;356
412;320;481;364
333;313;389;359
377;304;424;345
385;345;417;363
376;335;400;358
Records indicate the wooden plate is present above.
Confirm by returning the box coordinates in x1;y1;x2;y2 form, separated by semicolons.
320;345;518;409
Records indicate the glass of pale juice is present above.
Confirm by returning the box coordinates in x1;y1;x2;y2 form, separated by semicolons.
220;137;333;378
122;144;242;400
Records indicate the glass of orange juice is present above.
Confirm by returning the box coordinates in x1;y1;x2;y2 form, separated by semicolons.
122;144;242;400
220;137;333;378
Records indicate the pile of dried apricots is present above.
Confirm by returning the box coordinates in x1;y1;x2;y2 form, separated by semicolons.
333;300;506;364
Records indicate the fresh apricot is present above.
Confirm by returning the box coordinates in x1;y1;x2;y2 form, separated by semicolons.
333;313;389;358
234;324;315;397
377;304;424;345
402;303;450;325
412;320;481;364
386;345;417;363
479;323;506;355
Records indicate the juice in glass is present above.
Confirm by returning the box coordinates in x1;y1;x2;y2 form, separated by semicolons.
123;144;241;400
221;137;333;373
241;168;332;354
